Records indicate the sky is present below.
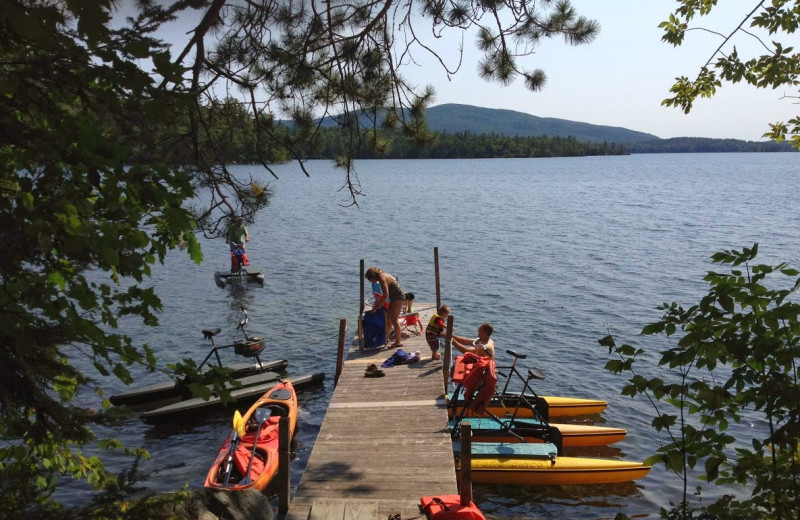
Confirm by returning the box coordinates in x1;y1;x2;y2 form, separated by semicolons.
151;1;793;142
396;1;793;141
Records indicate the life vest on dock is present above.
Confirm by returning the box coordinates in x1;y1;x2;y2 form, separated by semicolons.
420;495;486;520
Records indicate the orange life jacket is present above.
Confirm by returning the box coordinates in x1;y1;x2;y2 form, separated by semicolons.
457;353;497;416
420;495;486;520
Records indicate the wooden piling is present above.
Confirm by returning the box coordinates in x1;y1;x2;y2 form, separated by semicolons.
443;314;454;390
335;318;346;386
434;247;441;311
358;260;365;349
460;423;472;506
278;416;290;518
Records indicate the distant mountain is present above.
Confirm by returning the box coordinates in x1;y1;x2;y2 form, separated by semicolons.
425;104;659;144
306;103;794;152
312;103;658;143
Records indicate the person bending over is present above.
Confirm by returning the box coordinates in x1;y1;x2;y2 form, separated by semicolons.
365;266;406;349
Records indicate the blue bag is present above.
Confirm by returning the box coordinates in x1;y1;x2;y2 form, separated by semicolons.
362;309;386;349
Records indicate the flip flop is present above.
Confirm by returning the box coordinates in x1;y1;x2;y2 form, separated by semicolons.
364;364;385;378
389;343;404;349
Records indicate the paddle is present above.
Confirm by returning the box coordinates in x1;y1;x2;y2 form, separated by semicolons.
239;407;272;485
222;410;246;485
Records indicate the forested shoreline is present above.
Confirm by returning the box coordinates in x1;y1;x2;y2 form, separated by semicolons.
125;101;793;166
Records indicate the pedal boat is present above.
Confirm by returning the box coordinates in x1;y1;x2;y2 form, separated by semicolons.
448;392;608;419
453;442;650;486
451;417;627;447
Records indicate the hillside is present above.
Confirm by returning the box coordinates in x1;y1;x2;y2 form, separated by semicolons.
426;104;659;144
307;104;794;152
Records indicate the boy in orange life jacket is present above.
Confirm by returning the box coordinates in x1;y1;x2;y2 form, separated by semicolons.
425;305;450;360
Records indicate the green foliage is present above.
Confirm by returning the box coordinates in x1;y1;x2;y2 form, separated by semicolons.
295;127;627;159
626;137;795;153
660;2;800;149
1;0;600;516
602;244;800;520
0;2;258;518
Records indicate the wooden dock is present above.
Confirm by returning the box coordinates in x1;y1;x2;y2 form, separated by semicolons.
285;304;459;520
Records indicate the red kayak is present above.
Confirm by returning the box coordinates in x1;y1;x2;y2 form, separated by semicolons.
204;380;298;491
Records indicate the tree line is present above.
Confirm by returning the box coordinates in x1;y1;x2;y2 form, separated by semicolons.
126;100;794;165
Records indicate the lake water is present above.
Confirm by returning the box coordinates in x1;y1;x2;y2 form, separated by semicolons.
91;153;800;519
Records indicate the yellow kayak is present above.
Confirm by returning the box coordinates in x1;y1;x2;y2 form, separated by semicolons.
454;442;650;486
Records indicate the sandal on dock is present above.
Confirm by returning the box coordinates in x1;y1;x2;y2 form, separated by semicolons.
364;364;385;378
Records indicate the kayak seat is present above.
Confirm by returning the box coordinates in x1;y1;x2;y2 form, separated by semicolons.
233;445;266;482
264;404;288;417
241;418;280;444
203;328;222;339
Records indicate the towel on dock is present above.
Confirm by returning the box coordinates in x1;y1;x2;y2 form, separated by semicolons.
381;349;420;368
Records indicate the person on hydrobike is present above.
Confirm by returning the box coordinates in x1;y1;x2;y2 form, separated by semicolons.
227;215;250;272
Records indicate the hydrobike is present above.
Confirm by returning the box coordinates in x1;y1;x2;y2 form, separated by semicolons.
449;352;625;448
214;242;264;288
449;353;649;485
140;371;323;425
447;350;607;420
110;308;286;408
204;380;297;491
453;442;651;486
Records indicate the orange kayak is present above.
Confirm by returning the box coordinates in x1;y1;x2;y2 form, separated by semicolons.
204;380;297;491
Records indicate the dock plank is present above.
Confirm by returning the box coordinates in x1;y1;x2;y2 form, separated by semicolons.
286;304;458;520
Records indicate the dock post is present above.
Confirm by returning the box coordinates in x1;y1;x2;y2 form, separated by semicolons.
443;315;454;390
434;247;441;311
335;318;346;386
460;423;472;506
278;416;290;518
358;260;365;349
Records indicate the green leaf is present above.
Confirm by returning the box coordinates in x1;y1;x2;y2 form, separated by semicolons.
643;454;663;468
186;233;203;264
112;363;132;385
20;192;34;210
718;293;734;313
705;456;722;481
48;271;66;290
641;322;665;335
666;451;685;472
